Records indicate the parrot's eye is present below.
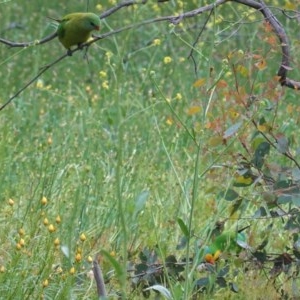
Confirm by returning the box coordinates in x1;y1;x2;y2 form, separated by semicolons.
90;22;96;27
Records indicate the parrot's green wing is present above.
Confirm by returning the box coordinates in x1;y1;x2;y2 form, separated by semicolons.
54;13;100;52
213;232;246;252
57;20;67;39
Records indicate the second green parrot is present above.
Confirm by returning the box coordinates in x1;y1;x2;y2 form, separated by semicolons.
51;12;100;54
203;231;247;264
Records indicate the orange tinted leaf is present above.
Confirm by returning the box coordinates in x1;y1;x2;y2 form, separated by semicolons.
193;78;206;88
274;75;281;82
266;36;276;46
205;121;213;129
217;80;228;88
255;59;267;70
187;105;201;115
252;54;263;60
264;21;273;33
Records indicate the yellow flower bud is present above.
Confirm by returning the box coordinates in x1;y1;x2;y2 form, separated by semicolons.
75;253;82;262
55;215;61;224
41;196;48;205
163;56;172;64
48;224;56;233
80;233;86;242
42;279;49;288
54;238;60;246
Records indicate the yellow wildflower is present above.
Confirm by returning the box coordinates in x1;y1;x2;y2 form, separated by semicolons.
163;56;172;64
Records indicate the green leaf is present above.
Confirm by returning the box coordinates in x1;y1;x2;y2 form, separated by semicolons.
134;190;150;215
135;263;148;274
216;277;227;288
143;285;172;299
177;218;190;238
252;141;270;169
277;195;292;204
233;174;255;187
292;168;300;181
218;265;230;277
292;196;300;206
100;250;124;278
292;278;300;297
230;282;239;293
251;136;265;150
195;277;210;289
176;236;188;250
218;189;239;201
274;179;293;189
253;207;267;218
275;133;289;154
229;198;244;216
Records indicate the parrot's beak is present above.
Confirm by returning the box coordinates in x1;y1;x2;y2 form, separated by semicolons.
204;254;215;264
94;25;100;31
204;250;222;264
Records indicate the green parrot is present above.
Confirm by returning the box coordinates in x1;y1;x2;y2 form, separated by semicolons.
50;12;100;55
203;231;247;264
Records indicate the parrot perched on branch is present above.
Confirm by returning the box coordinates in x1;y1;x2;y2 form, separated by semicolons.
203;229;248;264
50;12;100;55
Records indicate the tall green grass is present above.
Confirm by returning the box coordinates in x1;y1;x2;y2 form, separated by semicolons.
1;0;300;299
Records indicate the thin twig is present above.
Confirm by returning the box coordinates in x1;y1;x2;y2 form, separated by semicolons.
0;53;67;111
100;0;147;19
188;7;214;75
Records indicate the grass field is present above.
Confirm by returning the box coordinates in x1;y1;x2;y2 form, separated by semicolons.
1;1;300;299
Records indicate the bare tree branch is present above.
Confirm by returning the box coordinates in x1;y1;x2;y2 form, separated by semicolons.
0;32;57;48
